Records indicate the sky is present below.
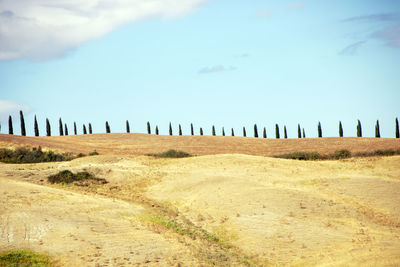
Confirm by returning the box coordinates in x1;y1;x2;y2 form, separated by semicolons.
0;0;399;138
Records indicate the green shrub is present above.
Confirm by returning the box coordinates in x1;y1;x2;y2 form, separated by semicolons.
374;149;396;156
277;152;321;160
48;170;107;185
0;250;51;266
148;149;192;158
0;147;73;164
332;149;351;159
89;150;99;156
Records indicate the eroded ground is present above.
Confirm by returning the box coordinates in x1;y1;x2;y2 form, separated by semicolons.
1;154;400;266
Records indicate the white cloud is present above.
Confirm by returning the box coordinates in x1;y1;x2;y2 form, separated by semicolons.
0;0;207;60
339;41;366;56
288;2;307;10
198;65;236;74
372;25;400;47
0;100;31;123
253;9;270;19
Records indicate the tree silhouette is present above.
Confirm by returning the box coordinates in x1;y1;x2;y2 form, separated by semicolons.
74;122;77;135
147;121;151;134
89;123;92;134
64;124;68;136
34;115;39;136
106;121;111;133
243;127;246;137
212;125;216;136
191;123;194;136
254;124;258;138
357;120;362;137
302;128;305;138
200;127;203;136
169;122;172;136
155;126;159;135
263;127;267;138
20;111;26;136
59;118;64;136
339;121;343;137
396;118;399;138
275;124;280;139
83;124;87;134
231;128;234;136
222;127;225;136
126;120;130;133
318;122;322;138
298;124;301;138
179;124;182;136
8;115;13;135
284;126;288;139
46;118;51;136
375;120;380;138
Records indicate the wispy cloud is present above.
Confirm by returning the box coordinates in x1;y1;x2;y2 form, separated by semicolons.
198;65;236;74
339;41;367;56
342;13;400;23
0;0;207;61
372;26;400;47
0;100;31;123
288;2;307;10
253;9;270;19
234;53;250;58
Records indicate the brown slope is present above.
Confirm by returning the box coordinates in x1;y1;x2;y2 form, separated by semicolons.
0;133;399;156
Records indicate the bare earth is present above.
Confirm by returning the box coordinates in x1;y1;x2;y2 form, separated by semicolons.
0;134;400;266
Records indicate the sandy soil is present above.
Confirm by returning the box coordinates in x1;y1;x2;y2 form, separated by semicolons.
1;133;399;157
1;152;400;266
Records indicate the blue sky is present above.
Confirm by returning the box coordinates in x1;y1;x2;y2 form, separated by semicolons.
0;0;399;137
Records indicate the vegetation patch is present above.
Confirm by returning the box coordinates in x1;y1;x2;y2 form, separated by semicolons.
276;151;322;160
47;170;107;186
0;250;51;266
147;149;192;158
0;147;73;164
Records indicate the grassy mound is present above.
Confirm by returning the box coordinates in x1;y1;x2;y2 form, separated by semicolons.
48;170;107;186
0;147;73;164
0;250;51;266
147;149;192;158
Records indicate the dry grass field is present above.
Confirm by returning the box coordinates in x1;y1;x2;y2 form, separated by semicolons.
0;134;400;266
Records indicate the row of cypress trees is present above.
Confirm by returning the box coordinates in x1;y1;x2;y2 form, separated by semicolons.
4;111;400;139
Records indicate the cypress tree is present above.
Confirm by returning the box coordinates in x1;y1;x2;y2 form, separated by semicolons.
126;120;130;133
20;110;26;136
89;123;92;134
34;115;39;136
375;120;380;138
155;126;159;135
396;118;399;138
106;121;111;133
222;127;225;136
298;124;301;138
212;125;216;136
46;118;51;136
231;128;234;136
191;123;194;136
357;120;362;137
179;124;182;136
318;122;322;138
200;128;203;136
64;124;68;136
243;127;246;137
83;124;87;134
59;118;64;136
302;128;305;138
147;121;151;134
254;124;258;138
275;124;280;139
74;122;77;135
284;126;288;139
263;127;267;138
8;115;13;134
169;122;172;136
339;121;343;137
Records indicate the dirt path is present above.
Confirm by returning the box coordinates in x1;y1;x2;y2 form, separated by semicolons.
1;154;400;266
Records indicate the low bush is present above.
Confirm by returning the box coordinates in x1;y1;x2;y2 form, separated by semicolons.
277;152;322;160
89;150;99;156
48;170;108;186
147;149;192;158
0;250;51;266
374;149;396;156
332;149;351;159
0;147;73;164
